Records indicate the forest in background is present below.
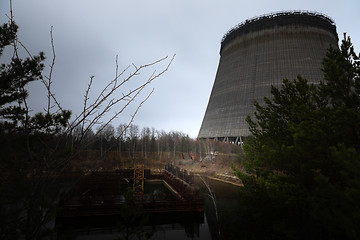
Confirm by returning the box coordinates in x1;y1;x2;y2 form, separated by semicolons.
69;123;240;171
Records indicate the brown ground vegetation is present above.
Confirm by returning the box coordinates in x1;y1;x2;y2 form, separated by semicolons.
69;148;244;185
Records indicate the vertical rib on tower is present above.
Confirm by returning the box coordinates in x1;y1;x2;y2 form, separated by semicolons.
198;11;338;141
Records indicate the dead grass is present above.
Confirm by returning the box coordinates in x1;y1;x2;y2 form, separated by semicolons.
69;150;244;184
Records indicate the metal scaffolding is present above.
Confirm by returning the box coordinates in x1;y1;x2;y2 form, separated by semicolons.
133;165;144;195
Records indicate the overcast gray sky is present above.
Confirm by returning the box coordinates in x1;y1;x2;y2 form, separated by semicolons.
1;0;359;138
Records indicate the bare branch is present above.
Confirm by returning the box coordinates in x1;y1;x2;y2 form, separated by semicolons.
114;55;118;86
68;54;175;154
46;26;56;114
17;40;34;59
81;75;94;136
68;54;175;135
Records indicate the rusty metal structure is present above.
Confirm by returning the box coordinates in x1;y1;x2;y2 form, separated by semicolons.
133;165;145;194
198;11;339;143
57;167;202;218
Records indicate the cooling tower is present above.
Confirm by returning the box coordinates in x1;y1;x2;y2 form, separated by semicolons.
198;11;338;142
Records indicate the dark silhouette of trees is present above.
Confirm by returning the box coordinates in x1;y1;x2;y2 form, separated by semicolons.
234;34;360;239
0;2;174;238
0;17;71;240
115;189;154;240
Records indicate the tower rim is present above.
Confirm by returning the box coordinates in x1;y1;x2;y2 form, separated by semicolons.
220;10;338;54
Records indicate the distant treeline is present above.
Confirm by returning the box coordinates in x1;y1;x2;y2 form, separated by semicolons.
71;123;239;161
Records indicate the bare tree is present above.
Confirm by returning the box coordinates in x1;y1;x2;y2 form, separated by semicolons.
116;123;127;161
140;127;151;160
0;1;175;238
150;127;156;152
68;53;174;154
128;124;139;160
97;124;115;160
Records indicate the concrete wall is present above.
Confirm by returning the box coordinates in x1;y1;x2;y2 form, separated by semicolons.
198;13;338;139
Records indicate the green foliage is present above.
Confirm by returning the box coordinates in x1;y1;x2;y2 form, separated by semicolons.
0;21;17;55
235;35;360;239
0;18;72;239
0;21;71;134
116;189;154;240
30;111;71;134
0;50;45;131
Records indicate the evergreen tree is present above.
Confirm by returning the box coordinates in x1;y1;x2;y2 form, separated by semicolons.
0;19;71;239
0;21;44;131
234;34;360;239
0;20;71;134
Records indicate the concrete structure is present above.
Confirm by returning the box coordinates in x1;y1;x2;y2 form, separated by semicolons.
198;11;339;143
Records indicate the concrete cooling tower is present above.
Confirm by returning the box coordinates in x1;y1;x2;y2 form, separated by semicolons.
198;11;338;143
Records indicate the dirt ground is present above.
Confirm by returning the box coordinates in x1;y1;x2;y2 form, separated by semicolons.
70;150;244;185
172;153;244;185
